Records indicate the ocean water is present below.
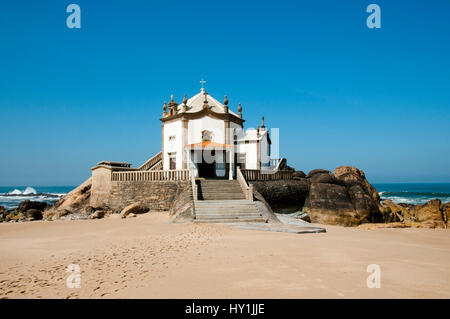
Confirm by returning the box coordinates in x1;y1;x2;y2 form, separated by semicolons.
374;183;450;205
0;186;75;210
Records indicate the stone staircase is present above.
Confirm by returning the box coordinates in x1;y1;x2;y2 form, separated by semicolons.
194;180;267;223
197;180;246;200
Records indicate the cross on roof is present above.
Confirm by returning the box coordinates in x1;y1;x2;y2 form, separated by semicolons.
200;79;206;90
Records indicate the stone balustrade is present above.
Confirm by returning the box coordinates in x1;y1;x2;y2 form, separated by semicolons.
111;169;190;182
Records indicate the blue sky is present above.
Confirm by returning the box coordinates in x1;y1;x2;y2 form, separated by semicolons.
1;0;449;186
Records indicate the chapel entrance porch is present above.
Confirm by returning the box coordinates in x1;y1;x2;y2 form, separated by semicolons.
186;142;234;180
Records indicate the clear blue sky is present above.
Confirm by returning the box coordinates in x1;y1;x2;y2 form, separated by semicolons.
1;0;449;186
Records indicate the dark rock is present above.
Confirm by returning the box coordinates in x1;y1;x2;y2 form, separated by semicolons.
303;183;358;226
17;200;47;213
90;210;105;219
293;171;306;179
347;184;380;223
306;169;331;179
84;206;96;215
278;158;295;171
308;171;340;185
24;209;43;221
252;179;310;212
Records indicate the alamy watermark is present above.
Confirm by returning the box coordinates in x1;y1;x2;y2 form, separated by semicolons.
366;4;381;29
366;264;381;288
66;4;81;29
66;264;81;288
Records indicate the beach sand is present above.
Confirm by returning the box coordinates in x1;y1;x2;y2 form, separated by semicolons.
0;212;449;299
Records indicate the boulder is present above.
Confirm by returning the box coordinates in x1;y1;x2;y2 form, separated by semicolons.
293;171;306;179
333;166;380;203
0;206;6;222
24;209;43;221
443;203;450;225
43;178;92;220
120;203;149;218
90;210;105;219
412;199;446;228
379;200;409;222
306;169;331;179
307;170;339;185
17;200;47;213
303;183;358;226
252;179;310;212
347;184;380;223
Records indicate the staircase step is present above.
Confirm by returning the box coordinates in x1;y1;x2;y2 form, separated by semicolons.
194;180;265;223
194;218;267;223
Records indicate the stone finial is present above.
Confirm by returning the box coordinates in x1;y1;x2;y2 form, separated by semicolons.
261;116;265;129
163;101;168;117
224;95;229;113
238;103;242;118
168;94;178;115
182;94;188;112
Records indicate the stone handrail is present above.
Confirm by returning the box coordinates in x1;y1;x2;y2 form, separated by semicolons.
138;151;162;171
236;166;253;200
190;167;198;200
111;169;190;181
269;158;280;169
241;168;293;181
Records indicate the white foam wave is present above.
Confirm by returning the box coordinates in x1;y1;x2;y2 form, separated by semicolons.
23;186;37;195
7;187;37;195
382;195;450;205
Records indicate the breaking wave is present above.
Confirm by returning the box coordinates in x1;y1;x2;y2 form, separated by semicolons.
0;186;73;210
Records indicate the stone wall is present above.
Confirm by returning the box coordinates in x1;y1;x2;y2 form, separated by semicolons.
91;180;189;212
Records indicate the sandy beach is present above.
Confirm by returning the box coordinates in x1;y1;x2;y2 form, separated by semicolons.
0;212;449;299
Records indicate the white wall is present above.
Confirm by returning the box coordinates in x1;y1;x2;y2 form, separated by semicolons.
163;120;183;170
188;116;225;145
236;141;258;169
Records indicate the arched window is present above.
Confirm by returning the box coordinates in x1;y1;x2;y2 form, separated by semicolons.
202;130;213;142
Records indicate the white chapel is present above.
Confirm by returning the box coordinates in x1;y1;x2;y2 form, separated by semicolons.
160;86;272;180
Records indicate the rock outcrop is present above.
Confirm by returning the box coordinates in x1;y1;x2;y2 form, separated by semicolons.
170;184;195;223
120;202;149;218
378;198;448;228
252;179;309;213
0;200;47;222
254;166;384;226
43;178;100;220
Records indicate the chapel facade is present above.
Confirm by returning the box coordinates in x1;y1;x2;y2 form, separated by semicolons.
161;87;271;180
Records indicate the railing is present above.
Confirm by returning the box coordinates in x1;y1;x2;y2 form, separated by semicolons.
111;169;190;181
138;151;162;171
236;167;253;200
241;169;293;181
269;158;280;169
190;167;198;200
